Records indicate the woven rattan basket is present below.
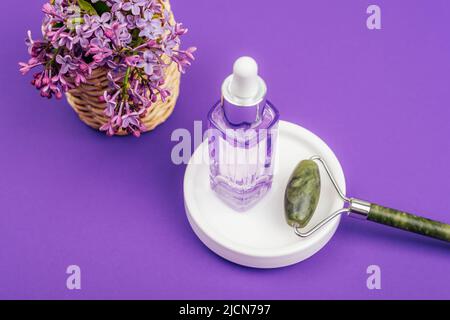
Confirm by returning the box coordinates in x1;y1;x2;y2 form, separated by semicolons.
65;0;180;136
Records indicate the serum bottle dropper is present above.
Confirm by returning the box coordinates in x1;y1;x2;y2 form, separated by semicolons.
207;56;280;211
222;57;266;126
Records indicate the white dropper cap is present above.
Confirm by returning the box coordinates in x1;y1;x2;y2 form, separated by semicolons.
221;56;267;125
229;56;259;99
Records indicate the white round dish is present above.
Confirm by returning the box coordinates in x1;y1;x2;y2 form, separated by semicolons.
183;120;346;268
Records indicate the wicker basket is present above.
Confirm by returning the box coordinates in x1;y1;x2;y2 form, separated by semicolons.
65;0;181;136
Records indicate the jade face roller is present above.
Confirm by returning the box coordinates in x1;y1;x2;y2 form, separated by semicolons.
285;156;450;242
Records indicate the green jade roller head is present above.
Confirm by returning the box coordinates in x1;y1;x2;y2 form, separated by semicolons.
284;156;450;242
284;159;321;229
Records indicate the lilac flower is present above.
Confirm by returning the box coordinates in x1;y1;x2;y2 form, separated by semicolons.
25;31;35;54
56;55;78;74
171;47;197;74
103;21;131;46
138;20;163;39
42;3;60;17
20;0;195;137
19;59;43;75
89;13;111;38
100;121;115;136
163;38;178;56
122;0;147;16
110;0;127;12
73;70;87;86
137;51;156;75
107;71;122;90
122;111;147;137
103;91;118;117
88;38;113;64
122;112;140;129
125;55;141;67
58;33;74;50
74;19;96;48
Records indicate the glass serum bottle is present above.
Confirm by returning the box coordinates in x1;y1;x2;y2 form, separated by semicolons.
208;57;279;211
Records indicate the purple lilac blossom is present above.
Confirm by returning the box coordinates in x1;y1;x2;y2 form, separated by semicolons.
19;0;196;136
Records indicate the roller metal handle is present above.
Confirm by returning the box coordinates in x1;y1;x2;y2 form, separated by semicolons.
350;199;450;242
292;156;450;242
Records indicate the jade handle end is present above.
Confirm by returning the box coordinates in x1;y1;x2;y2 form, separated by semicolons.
367;204;450;242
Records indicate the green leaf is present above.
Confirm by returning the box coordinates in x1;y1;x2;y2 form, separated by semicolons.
92;1;110;15
78;0;97;15
130;28;145;47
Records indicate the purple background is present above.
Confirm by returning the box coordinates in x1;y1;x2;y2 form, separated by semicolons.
1;0;449;300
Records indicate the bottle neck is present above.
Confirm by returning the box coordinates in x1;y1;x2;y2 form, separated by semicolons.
221;73;267;126
222;96;266;127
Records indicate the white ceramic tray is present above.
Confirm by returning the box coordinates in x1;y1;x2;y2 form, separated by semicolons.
184;120;346;268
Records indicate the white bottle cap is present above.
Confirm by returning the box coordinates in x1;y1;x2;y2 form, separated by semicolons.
229;57;259;99
221;56;267;125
